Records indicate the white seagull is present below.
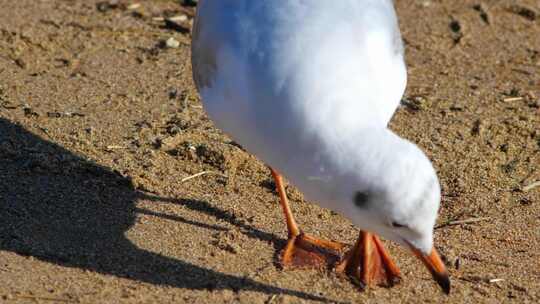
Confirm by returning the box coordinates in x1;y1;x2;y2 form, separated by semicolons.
191;0;450;293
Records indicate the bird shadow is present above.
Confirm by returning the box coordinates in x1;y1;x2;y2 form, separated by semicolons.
0;118;337;303
138;194;286;258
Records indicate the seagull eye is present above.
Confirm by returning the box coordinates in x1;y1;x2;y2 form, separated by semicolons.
391;221;407;228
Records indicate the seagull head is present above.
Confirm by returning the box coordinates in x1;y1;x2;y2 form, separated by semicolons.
321;129;451;293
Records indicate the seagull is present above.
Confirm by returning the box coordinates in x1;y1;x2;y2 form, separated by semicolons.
191;0;450;293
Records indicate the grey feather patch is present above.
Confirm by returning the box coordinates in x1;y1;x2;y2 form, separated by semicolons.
393;29;404;56
191;16;219;90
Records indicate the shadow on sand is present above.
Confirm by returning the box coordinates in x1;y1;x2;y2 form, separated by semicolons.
0;118;335;302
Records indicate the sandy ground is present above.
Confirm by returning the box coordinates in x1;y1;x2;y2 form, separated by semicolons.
0;0;539;303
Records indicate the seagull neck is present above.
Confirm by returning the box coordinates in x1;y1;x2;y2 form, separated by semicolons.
278;126;407;213
284;127;405;184
319;127;404;173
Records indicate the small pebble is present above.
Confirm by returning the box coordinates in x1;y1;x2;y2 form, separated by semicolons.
127;3;141;10
168;15;188;23
165;37;180;49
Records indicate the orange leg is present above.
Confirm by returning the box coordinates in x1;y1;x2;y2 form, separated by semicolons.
270;168;345;268
336;231;401;288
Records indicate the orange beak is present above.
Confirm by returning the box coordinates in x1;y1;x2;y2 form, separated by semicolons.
411;246;451;294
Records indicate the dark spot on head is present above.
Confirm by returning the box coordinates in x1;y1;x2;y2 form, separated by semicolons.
354;191;369;208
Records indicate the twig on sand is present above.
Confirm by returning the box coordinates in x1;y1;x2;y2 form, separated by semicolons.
16;295;77;302
435;217;490;229
503;96;524;102
523;181;540;192
105;145;125;151
265;294;278;304
180;171;228;183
